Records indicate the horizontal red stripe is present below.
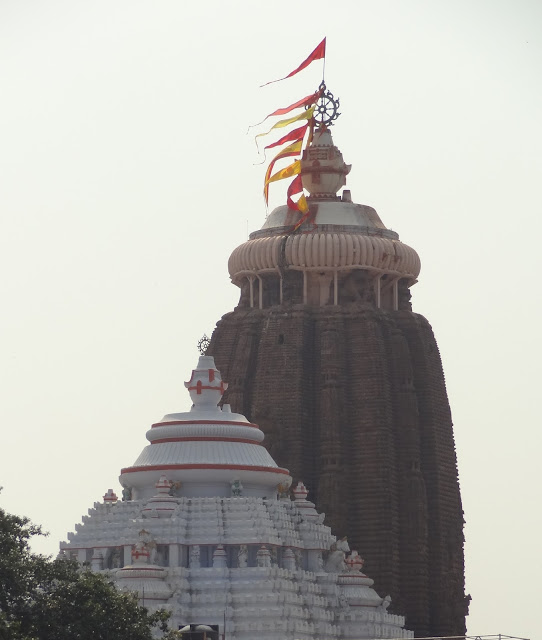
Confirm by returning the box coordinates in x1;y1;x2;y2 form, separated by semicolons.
151;436;262;445
151;419;259;429
187;385;221;391
120;463;289;475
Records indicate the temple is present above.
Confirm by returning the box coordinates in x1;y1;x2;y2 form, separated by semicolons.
61;356;414;640
208;125;467;636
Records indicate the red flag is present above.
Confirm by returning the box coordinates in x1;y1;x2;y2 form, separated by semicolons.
287;175;304;210
264;125;308;151
287;175;309;215
264;144;303;204
261;38;326;87
251;89;323;129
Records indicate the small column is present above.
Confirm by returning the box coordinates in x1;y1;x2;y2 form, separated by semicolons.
257;275;263;309
279;275;283;305
283;548;296;571
392;278;399;311
334;270;338;305
91;549;104;571
123;545;132;566
303;271;307;304
249;276;254;308
169;544;179;568
212;545;228;568
374;274;382;309
77;549;87;564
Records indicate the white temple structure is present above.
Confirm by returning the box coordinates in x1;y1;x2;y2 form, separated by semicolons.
61;355;413;640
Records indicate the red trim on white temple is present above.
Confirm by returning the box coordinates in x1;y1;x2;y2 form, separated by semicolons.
151;436;263;445
151;420;259;429
188;381;227;395
120;463;289;475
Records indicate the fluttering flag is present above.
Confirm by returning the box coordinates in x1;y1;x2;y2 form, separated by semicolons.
261;38;326;87
292;206;313;231
287;175;309;214
264;124;308;152
264;140;304;203
251;89;323;129
266;159;301;186
255;107;315;143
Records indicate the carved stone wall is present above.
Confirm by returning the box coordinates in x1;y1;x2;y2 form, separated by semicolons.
208;304;466;638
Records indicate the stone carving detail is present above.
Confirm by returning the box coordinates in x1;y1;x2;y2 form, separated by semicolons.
282;548;296;571
276;482;290;499
190;545;200;569
237;545;248;568
325;537;350;573
256;545;271;568
110;548;121;569
230;479;243;497
138;529;157;565
169;481;182;497
212;545;227;568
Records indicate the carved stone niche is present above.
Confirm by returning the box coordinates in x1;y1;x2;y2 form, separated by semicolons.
398;279;413;311
237;278;251;308
339;270;376;307
281;270;303;305
261;274;281;308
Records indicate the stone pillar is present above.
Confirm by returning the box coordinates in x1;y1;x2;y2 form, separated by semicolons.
77;549;87;565
249;276;254;308
123;545;132;567
169;544;179;568
375;274;382;308
393;278;399;311
257;275;263;309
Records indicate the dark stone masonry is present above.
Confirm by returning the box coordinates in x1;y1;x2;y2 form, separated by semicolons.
209;302;467;638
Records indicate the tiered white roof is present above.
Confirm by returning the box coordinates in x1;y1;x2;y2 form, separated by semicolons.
120;356;289;500
61;356;413;640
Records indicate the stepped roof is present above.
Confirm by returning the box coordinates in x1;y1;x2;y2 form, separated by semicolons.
60;356;414;640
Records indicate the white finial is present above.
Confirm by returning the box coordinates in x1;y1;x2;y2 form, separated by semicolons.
184;356;228;410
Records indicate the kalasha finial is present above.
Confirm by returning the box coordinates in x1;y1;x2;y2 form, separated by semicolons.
197;334;210;355
309;82;340;127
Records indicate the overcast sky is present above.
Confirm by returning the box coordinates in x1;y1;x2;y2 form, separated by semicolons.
1;2;540;638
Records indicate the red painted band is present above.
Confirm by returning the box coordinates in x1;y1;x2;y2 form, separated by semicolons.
151;420;259;429
187;385;222;392
151;436;262;445
120;463;289;475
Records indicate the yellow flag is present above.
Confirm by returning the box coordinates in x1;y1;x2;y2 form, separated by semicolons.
264;140;304;201
256;107;315;141
297;194;309;213
266;160;301;185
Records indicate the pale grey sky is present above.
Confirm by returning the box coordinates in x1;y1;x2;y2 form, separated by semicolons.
1;2;541;638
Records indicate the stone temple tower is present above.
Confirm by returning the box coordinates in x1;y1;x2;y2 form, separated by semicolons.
208;126;467;637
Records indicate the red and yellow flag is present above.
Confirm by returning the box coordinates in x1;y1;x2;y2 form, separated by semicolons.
264;124;308;152
252;89;323;128
261;38;326;87
255;107;315;143
287;175;309;214
266;159;301;186
264;140;304;203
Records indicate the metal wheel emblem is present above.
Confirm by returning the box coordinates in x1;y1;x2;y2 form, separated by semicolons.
197;334;211;355
310;82;341;127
